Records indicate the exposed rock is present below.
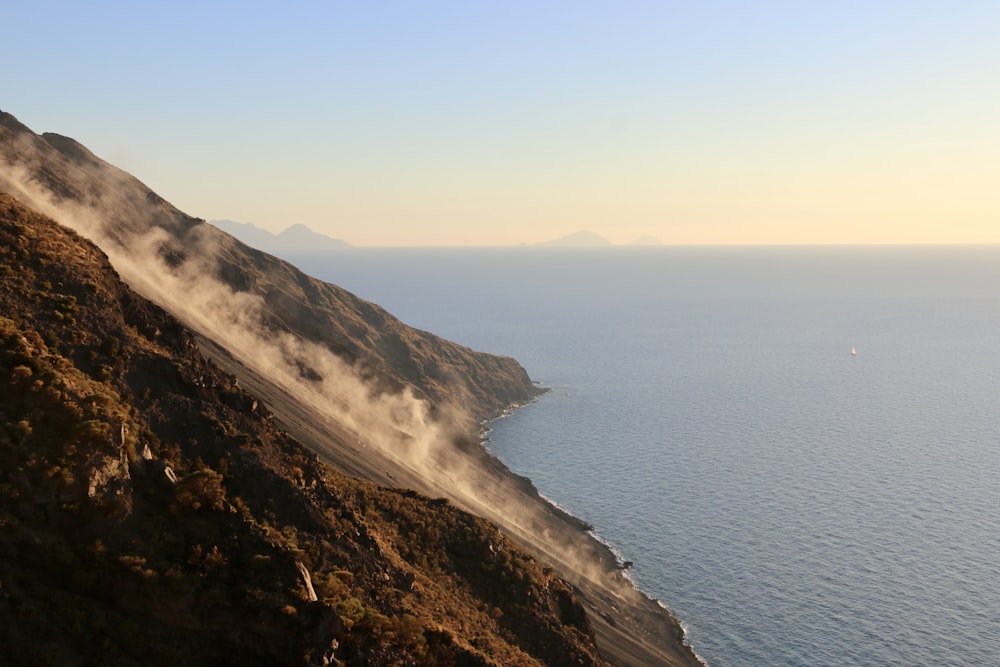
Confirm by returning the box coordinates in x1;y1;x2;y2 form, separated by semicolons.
296;561;319;602
0;192;613;666
0;109;704;667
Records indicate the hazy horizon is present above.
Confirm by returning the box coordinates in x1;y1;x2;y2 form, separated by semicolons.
216;218;1000;249
5;2;999;246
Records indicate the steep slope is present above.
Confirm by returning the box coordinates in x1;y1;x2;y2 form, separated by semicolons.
0;193;606;666
1;111;703;666
0;110;538;425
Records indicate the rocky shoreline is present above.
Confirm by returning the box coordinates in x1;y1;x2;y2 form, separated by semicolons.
479;398;707;666
208;338;704;666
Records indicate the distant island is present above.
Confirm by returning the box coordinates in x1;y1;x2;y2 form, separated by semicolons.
212;219;351;254
212;222;669;251
535;230;613;247
535;230;664;247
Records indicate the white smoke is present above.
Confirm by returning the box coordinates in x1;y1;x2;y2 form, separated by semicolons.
3;165;678;659
4;165;530;519
2;164;456;469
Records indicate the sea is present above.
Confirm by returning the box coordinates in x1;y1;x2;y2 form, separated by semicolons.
287;245;1000;667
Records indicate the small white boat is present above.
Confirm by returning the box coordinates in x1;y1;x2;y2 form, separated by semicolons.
851;347;857;356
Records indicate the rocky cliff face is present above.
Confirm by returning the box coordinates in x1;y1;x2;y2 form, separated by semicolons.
0;193;605;666
1;111;704;667
0;110;540;428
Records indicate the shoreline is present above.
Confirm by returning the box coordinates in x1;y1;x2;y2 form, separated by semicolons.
202;333;704;665
180;288;702;659
479;399;708;667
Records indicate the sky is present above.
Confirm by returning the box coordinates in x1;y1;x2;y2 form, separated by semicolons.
4;1;999;246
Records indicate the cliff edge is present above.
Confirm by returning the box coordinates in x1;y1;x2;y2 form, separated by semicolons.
0;193;607;665
1;110;703;666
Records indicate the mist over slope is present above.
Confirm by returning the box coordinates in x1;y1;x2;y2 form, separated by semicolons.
1;110;703;666
0;193;605;665
0;111;538;428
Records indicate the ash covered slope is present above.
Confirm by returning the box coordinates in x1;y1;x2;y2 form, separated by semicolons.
0;193;606;666
1;111;703;667
0;110;538;426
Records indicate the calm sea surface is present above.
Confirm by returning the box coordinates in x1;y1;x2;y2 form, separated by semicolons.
290;246;1000;667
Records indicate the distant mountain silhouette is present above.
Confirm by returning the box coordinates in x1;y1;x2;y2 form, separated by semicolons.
210;218;278;248
536;230;613;247
629;235;664;246
212;219;350;254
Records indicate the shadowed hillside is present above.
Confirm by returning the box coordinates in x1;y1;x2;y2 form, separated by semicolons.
0;193;606;666
0;111;539;426
1;110;704;666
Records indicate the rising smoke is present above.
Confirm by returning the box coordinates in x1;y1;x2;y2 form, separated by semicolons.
2;164;457;476
2;159;652;620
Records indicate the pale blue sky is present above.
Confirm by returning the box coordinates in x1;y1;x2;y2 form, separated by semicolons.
4;1;999;245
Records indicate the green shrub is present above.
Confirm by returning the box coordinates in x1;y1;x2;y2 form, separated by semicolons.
11;365;32;383
174;469;227;511
100;337;120;358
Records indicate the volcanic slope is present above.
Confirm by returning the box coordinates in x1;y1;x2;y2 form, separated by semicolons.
0;192;608;666
0;110;703;666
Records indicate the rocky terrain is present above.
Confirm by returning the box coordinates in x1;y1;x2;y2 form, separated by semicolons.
0;193;605;665
1;112;539;426
1;110;703;666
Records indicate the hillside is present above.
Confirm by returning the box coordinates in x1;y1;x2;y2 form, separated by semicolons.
0;193;606;665
0;111;538;426
1;110;703;666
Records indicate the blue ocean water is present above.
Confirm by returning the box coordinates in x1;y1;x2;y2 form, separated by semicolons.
291;246;1000;667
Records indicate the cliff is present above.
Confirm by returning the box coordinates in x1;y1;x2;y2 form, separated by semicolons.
1;110;703;666
0;193;605;665
1;110;539;425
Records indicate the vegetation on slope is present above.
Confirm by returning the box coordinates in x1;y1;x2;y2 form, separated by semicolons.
0;194;606;666
0;110;542;424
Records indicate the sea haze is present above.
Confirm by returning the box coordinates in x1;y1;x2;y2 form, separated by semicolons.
288;246;1000;667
